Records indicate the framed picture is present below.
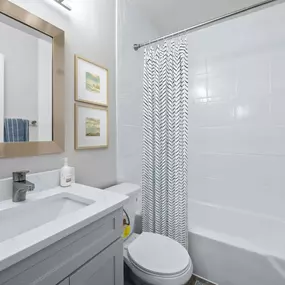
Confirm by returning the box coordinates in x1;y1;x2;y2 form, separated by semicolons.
74;55;108;106
74;103;108;150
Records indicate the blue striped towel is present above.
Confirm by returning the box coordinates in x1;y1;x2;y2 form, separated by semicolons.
4;118;29;142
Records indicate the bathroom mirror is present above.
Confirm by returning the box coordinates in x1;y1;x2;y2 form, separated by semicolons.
0;0;64;158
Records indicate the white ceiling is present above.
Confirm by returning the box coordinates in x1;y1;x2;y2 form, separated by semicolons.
133;0;274;36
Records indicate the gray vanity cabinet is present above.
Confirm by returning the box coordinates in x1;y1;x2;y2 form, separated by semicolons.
70;239;123;285
0;209;124;285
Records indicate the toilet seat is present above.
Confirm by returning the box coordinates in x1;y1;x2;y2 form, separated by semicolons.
126;232;193;285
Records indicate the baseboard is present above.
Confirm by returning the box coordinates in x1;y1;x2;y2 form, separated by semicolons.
189;274;218;285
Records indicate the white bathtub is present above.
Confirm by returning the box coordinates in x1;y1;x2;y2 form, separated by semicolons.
188;200;285;285
134;199;285;284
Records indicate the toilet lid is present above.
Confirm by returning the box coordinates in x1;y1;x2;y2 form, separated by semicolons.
127;232;190;276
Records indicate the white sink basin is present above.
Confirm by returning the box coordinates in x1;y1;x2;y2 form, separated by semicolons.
0;193;93;243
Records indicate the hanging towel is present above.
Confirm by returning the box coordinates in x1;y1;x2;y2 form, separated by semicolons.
4;118;29;142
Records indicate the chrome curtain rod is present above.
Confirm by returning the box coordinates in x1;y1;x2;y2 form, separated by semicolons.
133;0;280;51
53;0;72;11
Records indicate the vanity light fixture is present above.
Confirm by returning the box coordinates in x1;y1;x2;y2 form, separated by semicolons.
53;0;72;11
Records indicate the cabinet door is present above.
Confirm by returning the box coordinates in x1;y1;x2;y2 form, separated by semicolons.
70;239;123;285
57;279;69;285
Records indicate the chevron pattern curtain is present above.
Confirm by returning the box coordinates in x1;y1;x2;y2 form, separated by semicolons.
142;39;189;248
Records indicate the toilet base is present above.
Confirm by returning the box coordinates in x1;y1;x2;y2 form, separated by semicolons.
124;263;152;285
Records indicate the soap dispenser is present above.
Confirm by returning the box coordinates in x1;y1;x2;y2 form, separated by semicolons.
60;158;74;187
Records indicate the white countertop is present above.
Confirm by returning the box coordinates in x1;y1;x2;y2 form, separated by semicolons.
0;183;128;272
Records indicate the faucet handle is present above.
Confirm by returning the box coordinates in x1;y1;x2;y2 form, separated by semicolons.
13;170;29;182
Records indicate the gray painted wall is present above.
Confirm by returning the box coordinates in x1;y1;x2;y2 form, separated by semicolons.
0;0;117;188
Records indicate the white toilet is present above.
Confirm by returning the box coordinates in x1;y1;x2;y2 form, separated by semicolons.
106;183;193;285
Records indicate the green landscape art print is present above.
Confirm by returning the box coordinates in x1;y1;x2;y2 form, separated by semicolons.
86;72;100;93
85;117;100;137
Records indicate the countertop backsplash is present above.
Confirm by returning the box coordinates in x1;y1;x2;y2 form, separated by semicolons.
0;169;60;202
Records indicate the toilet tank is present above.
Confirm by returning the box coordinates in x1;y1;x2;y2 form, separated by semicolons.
106;183;141;234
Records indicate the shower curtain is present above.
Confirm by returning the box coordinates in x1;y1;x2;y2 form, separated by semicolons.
142;39;189;248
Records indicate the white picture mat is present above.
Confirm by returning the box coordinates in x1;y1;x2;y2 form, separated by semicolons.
77;58;108;106
77;105;108;148
0;54;4;142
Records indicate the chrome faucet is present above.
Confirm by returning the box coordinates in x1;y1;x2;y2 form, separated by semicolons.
12;171;35;202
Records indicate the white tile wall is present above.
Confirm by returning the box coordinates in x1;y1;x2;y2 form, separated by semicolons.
116;0;159;184
117;2;285;225
188;3;285;223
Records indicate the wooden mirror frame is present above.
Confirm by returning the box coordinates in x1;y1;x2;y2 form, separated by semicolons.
0;0;65;158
